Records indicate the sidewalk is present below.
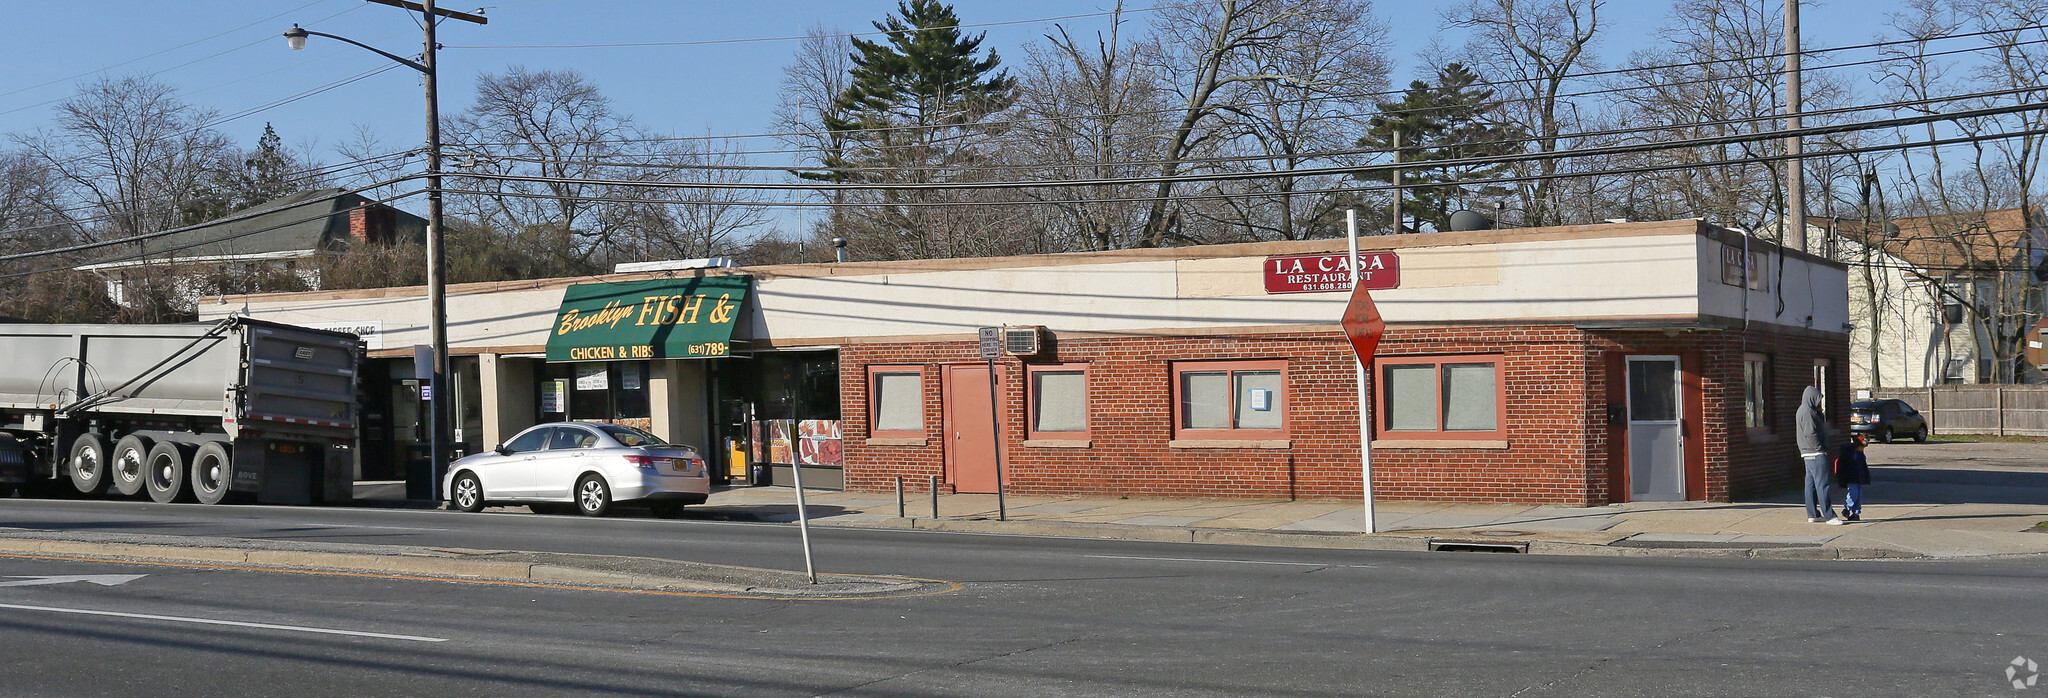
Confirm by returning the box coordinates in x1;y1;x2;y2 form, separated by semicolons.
356;442;2048;561
689;484;2048;560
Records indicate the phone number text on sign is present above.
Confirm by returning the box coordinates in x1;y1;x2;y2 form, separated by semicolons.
1264;252;1399;294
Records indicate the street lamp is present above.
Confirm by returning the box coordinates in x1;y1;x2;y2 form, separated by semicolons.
286;1;482;503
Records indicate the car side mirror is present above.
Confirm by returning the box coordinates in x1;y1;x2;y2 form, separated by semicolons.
493;444;511;456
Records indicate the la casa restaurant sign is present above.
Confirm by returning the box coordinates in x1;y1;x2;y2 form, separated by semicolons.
1264;251;1399;294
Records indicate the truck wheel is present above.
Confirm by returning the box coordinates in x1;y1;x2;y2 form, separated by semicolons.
575;475;612;517
67;433;111;495
110;435;153;497
144;442;193;504
190;442;233;505
450;472;486;512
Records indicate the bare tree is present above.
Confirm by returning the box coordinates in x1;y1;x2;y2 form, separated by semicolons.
13;76;234;242
1443;0;1601;227
1014;4;1166;251
443;67;648;263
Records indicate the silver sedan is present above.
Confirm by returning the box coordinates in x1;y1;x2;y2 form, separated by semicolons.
444;422;710;517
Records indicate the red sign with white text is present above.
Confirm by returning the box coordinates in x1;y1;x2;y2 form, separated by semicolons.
1264;252;1399;294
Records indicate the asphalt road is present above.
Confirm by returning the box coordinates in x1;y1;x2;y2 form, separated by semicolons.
0;498;2044;696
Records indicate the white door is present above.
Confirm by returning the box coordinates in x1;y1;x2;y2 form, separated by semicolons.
1626;356;1685;501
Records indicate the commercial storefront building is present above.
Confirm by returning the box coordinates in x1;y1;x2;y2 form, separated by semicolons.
204;218;1848;506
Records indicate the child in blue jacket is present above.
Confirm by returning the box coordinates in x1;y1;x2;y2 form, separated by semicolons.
1834;434;1872;522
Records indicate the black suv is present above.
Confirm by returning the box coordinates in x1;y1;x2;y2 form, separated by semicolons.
1850;399;1928;443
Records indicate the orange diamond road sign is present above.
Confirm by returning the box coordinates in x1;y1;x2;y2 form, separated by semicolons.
1341;281;1384;362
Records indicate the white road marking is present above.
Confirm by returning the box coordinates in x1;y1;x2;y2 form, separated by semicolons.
302;524;452;532
1087;554;1376;568
0;575;147;588
0;602;448;643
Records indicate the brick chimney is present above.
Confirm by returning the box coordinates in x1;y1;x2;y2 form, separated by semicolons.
349;207;370;244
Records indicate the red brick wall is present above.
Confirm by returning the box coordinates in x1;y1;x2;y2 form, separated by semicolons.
837;323;1846;506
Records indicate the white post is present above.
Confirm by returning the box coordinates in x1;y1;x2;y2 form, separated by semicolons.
1348;209;1376;534
789;462;817;584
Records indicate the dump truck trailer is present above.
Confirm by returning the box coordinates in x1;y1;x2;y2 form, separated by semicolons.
0;318;360;505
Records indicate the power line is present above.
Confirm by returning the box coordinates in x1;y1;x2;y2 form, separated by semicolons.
461;82;2048;178
440;98;2048;194
0;150;421;240
444;22;2048;154
425;125;2048;213
0;174;422;264
441;3;1190;49
0;0;335;102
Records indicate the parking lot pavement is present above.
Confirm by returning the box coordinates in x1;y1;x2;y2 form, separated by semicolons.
685;440;2048;560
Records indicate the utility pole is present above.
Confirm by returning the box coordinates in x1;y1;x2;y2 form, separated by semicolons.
1860;170;1882;389
1390;129;1403;235
1785;0;1807;252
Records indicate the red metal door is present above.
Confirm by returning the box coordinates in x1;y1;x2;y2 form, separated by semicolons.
943;364;1005;494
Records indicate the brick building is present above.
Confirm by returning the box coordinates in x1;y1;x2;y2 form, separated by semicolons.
205;218;1848;506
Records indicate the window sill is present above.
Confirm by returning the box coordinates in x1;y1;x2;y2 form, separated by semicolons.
1371;439;1509;450
864;437;928;447
1023;439;1092;448
1169;439;1292;449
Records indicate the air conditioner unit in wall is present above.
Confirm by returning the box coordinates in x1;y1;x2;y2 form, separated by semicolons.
1002;326;1045;356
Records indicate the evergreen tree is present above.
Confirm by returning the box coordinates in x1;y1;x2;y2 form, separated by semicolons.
813;0;1019;259
235;123;297;209
1356;64;1524;233
181;123;303;224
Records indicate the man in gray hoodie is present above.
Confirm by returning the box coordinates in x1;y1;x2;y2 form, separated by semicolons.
1796;385;1840;524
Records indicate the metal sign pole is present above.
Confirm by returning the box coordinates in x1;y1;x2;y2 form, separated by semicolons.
977;327;1007;521
988;356;1006;521
789;455;817;584
1348;210;1377;534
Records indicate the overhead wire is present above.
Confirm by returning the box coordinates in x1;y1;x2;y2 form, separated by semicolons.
460;82;2048;178
436;97;2048;194
442;21;2048;153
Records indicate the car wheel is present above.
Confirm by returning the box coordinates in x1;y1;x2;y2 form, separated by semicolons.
1878;427;1893;444
67;433;111;496
190;442;233;505
450;473;486;512
575;475;612;517
110;435;153;497
1914;424;1929;443
650;502;684;519
144;442;193;504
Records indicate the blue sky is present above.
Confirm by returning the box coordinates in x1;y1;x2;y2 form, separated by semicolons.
4;1;1893;205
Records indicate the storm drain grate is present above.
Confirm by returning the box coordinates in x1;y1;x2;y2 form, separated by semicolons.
1428;539;1530;553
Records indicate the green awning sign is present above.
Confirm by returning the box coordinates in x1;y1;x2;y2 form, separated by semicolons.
545;276;750;362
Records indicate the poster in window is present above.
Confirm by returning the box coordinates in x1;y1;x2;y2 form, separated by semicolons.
540;380;567;413
797;419;843;467
749;421;765;463
575;366;608;391
766;420;794;465
622;364;643;390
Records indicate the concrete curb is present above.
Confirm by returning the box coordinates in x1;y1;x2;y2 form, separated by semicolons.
800;515;1936;559
0;534;931;597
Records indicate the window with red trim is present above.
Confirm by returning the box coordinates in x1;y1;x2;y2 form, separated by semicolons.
1376;355;1505;439
1171;360;1287;439
867;365;925;437
1027;363;1090;440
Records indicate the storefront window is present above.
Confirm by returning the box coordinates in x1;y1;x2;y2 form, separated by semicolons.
1377;355;1505;439
542;362;652;426
1171;360;1287;439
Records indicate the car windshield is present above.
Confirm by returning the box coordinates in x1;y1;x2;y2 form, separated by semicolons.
598;424;668;447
